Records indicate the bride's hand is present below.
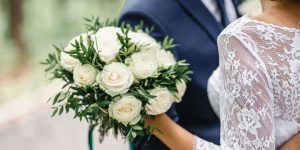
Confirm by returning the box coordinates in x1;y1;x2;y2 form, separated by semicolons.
143;114;194;150
144;114;167;133
279;133;300;150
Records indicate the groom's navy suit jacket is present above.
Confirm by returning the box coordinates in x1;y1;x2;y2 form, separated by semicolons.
120;0;240;149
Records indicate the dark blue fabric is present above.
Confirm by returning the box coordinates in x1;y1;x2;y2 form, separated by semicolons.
216;0;230;26
119;0;240;149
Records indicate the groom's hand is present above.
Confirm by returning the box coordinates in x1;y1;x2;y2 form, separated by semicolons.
279;133;300;150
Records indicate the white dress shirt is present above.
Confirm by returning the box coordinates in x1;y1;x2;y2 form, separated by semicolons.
201;0;237;23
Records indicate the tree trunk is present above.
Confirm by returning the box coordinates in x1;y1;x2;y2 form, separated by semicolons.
5;0;29;80
9;0;27;67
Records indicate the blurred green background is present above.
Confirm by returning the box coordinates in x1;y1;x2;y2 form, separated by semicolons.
0;1;128;149
0;0;125;104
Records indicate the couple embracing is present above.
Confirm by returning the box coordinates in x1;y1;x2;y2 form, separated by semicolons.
120;0;300;149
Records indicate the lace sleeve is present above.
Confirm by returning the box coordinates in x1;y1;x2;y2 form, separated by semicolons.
207;67;222;118
194;136;220;150
207;67;298;149
218;33;275;150
194;33;275;150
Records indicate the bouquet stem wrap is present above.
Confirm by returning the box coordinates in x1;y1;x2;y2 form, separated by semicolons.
88;126;94;150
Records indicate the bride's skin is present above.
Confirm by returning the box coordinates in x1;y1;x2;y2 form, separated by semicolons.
144;0;300;150
257;0;300;28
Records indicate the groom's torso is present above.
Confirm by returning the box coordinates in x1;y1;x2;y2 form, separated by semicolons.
120;0;239;147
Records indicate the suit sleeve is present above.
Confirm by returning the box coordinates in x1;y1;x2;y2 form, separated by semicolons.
119;11;179;58
120;11;165;40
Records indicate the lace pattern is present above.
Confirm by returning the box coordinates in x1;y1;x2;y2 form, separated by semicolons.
194;16;300;150
194;136;220;150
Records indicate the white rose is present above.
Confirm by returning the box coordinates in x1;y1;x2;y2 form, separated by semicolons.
146;88;174;115
92;27;122;63
73;64;98;86
238;0;262;17
128;31;161;51
174;80;187;103
60;33;90;71
127;50;158;79
97;62;134;97
60;52;81;71
109;95;142;125
156;49;176;69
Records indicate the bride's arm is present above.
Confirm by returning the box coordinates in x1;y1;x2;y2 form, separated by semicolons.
142;31;300;150
144;114;194;150
145;113;221;150
143;32;276;150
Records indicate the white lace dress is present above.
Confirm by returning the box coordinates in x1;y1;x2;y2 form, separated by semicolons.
195;16;300;150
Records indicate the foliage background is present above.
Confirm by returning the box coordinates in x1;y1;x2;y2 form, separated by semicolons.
0;0;125;104
0;1;127;149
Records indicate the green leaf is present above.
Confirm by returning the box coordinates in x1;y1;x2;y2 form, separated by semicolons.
161;36;176;50
40;61;49;65
59;106;64;115
53;92;61;105
51;108;59;117
45;63;56;72
131;131;137;138
132;126;143;130
100;101;111;106
65;105;70;113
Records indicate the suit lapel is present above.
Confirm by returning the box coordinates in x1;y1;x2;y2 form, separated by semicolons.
175;0;223;43
232;0;240;7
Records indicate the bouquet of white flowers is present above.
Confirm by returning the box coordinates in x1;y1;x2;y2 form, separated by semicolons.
42;17;192;144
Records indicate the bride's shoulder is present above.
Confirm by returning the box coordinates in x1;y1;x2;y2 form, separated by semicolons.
217;16;265;53
219;15;299;39
218;16;260;39
218;15;298;43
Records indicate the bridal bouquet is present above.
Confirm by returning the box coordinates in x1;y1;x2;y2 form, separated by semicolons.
42;17;192;142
